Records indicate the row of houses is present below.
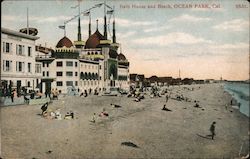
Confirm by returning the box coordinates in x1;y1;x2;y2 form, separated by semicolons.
129;73;218;87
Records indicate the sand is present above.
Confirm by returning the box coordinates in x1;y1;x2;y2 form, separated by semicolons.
0;83;249;158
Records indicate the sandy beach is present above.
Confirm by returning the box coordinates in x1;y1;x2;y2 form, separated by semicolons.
0;83;249;159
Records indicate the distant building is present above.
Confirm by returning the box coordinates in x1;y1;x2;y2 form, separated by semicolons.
130;74;145;87
182;78;194;85
1;28;41;96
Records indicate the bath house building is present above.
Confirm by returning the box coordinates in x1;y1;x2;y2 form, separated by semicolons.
36;11;130;94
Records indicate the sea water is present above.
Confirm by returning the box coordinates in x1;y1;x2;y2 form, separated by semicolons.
224;82;250;117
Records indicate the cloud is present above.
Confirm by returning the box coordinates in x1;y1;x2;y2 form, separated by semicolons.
216;43;249;50
2;15;24;22
35;16;71;23
115;18;155;27
169;14;211;22
143;26;171;33
117;31;136;39
2;14;71;23
132;32;212;46
213;19;249;31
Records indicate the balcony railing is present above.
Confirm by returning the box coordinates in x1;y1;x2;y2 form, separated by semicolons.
35;55;54;61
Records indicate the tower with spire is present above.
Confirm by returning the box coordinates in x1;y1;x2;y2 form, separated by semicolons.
74;1;85;49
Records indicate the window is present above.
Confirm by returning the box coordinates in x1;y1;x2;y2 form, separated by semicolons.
66;71;73;76
75;81;78;86
43;71;45;76
66;81;73;86
75;62;78;67
3;42;12;53
57;81;63;86
75;72;78;76
28;81;30;87
28;46;32;56
46;71;49;77
36;79;39;87
66;61;73;67
35;64;41;73
47;63;49;67
43;63;45;67
2;60;12;72
16;45;24;55
99;65;101;69
57;61;63;67
16;61;24;72
28;63;31;73
56;72;63;76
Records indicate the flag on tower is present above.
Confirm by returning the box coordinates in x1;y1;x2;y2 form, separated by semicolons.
58;25;65;29
83;11;90;16
94;3;103;8
107;10;114;14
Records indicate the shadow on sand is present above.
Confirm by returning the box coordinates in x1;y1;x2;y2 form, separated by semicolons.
121;141;140;148
196;134;213;140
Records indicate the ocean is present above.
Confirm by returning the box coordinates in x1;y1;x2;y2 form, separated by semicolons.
224;82;250;117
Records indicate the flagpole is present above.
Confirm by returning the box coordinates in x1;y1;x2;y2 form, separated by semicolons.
27;7;29;35
89;12;91;37
64;22;66;36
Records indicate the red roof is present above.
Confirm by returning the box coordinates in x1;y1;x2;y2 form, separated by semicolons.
56;36;73;48
85;30;105;49
118;53;126;61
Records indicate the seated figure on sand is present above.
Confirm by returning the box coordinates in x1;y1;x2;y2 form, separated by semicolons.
99;108;109;117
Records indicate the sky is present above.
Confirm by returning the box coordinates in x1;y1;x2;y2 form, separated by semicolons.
1;0;249;80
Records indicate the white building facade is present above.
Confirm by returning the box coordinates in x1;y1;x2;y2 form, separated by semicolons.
1;28;42;96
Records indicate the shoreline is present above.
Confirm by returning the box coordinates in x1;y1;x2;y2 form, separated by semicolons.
223;83;249;118
0;83;249;158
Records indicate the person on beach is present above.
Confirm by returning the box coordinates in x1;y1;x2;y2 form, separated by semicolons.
210;122;216;140
162;105;172;111
11;90;14;103
162;105;167;110
99;108;109;117
165;94;169;103
91;113;96;123
41;102;49;115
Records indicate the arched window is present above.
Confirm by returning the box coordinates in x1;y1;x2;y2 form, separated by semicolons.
91;52;94;55
95;73;98;80
80;72;84;79
95;52;98;55
85;72;87;80
92;73;95;80
87;52;90;55
88;72;91;80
